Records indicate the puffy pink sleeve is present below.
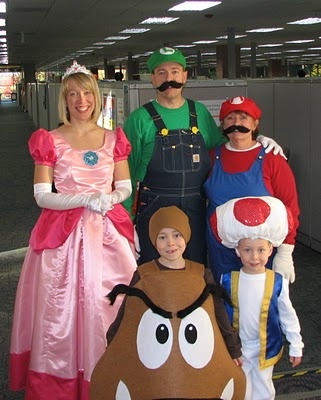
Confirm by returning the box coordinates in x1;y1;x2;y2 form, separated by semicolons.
28;128;57;167
113;127;132;162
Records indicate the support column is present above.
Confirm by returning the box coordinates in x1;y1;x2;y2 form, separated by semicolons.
127;52;139;80
268;59;282;77
250;42;257;78
216;44;240;79
196;50;202;77
90;66;98;80
227;27;236;79
106;65;115;80
22;63;36;112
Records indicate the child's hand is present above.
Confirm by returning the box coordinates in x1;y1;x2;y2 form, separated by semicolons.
233;357;243;367
290;356;302;368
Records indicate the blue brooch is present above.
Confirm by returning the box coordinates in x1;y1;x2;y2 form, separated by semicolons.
83;151;98;166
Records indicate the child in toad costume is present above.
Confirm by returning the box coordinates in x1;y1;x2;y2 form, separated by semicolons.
210;196;304;400
91;206;246;400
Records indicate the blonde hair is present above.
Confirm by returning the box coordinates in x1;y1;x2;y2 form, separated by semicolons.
58;73;101;125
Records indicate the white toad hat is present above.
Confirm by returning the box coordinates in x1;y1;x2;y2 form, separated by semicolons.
210;196;293;248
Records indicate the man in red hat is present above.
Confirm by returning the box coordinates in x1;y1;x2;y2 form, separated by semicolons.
204;96;299;284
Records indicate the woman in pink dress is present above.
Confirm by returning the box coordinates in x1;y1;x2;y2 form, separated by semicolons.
9;61;137;400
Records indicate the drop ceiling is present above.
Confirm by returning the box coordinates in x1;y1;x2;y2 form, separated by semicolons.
4;0;321;71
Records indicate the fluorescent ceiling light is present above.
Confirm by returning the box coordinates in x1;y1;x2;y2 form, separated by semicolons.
246;28;283;33
302;53;320;57
0;37;6;42
0;2;6;12
120;28;150;34
175;44;196;48
216;35;247;39
285;39;314;44
0;30;6;35
0;18;6;26
202;52;216;55
168;1;221;12
140;17;179;24
308;47;321;50
287;17;321;25
111;57;128;62
193;40;218;44
104;36;130;40
284;49;304;53
264;52;281;55
94;42;115;46
258;44;283;47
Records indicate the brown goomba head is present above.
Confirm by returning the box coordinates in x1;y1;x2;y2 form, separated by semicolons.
91;263;246;399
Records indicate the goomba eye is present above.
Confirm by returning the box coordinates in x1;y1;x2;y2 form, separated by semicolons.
178;307;214;369
137;309;173;369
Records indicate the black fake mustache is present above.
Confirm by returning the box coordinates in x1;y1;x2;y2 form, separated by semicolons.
223;125;251;135
156;80;184;92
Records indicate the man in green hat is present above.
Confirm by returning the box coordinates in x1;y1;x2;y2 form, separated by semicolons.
123;46;283;265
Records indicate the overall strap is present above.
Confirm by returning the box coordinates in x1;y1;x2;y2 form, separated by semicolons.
186;99;198;129
143;102;167;132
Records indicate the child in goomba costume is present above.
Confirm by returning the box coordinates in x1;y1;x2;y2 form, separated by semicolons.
91;206;246;400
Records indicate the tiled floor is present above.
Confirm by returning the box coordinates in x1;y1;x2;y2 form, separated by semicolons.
1;102;321;399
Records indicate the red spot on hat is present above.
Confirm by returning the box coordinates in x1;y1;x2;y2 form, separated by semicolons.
233;198;271;227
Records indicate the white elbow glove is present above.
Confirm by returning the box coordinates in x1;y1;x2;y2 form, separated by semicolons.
34;183;90;210
110;179;132;205
257;135;287;159
87;179;132;214
34;183;112;215
134;225;141;261
34;180;132;215
272;243;295;283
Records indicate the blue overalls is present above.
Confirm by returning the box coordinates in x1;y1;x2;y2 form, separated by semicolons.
136;100;211;265
204;145;275;281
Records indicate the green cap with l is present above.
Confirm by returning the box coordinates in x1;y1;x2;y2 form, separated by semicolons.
147;47;186;72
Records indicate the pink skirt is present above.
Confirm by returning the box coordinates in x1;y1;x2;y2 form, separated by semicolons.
10;209;137;399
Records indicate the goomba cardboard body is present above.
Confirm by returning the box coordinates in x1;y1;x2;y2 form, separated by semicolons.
91;261;246;399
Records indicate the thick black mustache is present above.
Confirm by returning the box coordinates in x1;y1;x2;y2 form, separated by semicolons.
156;80;184;92
223;125;251;135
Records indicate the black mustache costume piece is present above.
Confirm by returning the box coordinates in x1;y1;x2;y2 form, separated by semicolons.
156;80;184;92
223;125;251;135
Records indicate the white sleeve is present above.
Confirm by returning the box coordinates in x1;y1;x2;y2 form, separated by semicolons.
278;278;304;357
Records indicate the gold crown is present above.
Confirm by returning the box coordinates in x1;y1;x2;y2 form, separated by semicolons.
62;60;92;80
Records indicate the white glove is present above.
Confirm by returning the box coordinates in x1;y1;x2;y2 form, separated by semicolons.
134;225;141;261
87;179;132;214
34;183;90;210
272;243;295;283
111;179;132;204
87;192;113;215
257;135;287;159
34;183;111;215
